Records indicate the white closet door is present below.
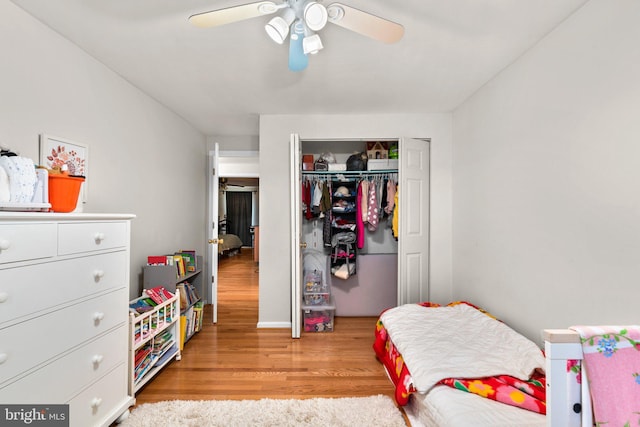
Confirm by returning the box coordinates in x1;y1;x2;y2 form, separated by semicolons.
290;134;302;338
398;138;430;304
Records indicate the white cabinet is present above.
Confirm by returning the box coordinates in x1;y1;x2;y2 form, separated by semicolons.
0;213;135;427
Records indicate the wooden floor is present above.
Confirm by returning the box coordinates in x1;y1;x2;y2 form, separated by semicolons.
134;248;400;407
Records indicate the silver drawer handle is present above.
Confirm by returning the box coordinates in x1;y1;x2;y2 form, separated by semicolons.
0;353;7;364
93;312;105;322
91;397;102;408
0;292;8;303
94;232;105;244
0;239;10;251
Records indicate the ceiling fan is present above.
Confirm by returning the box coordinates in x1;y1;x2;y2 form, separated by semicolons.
189;1;404;72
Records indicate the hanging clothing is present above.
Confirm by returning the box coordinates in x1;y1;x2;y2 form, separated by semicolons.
392;185;399;239
323;181;332;247
312;181;323;215
320;181;331;212
367;179;379;231
385;180;396;215
356;181;365;249
360;180;369;224
380;178;388;218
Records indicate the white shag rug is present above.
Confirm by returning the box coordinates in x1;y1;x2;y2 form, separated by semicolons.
120;395;406;427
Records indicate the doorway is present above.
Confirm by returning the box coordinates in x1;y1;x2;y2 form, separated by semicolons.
208;147;260;324
217;177;260;322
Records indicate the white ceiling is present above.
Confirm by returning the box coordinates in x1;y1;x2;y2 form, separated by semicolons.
12;0;588;136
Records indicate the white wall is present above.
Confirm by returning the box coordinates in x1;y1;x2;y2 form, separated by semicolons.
1;2;207;298
452;0;640;344
259;114;453;326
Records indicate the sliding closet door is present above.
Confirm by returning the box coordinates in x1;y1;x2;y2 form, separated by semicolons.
398;138;430;304
290;134;302;338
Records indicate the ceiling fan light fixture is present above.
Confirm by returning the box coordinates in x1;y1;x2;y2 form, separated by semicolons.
265;7;296;44
303;2;328;31
303;33;323;55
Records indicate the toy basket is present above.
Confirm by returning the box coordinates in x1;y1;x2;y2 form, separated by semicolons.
48;174;84;212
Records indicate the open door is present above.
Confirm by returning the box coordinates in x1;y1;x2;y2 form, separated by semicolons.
398;138;430;304
207;143;220;323
290;134;302;338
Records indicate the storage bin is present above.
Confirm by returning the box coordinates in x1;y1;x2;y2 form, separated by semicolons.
303;291;331;306
302;155;315;171
48;174;84;212
304;270;326;293
302;298;335;332
367;159;398;171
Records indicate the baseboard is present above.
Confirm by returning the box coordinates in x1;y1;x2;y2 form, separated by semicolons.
256;321;291;329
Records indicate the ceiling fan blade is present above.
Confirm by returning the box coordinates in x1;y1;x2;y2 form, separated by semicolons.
288;22;308;72
326;3;404;44
189;1;279;28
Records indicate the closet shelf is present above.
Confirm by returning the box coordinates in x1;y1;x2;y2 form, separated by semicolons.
302;169;397;176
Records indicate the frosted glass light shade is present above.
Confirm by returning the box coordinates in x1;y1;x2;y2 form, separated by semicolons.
265;7;295;44
303;33;323;55
303;2;328;31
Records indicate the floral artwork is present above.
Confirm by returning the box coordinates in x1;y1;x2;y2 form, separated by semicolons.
44;145;86;176
40;134;88;202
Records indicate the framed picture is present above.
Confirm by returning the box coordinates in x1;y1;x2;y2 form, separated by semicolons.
39;134;88;203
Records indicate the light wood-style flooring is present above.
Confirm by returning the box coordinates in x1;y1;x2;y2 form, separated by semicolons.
134;248;401;407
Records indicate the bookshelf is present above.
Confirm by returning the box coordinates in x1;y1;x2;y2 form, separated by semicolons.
128;289;181;394
143;254;204;347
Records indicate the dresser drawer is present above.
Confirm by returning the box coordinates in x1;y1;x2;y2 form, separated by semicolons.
0;251;127;327
68;363;129;427
0;289;127;385
0;325;127;403
58;222;129;255
0;223;57;264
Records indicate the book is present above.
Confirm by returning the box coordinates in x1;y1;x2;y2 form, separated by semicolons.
144;287;166;305
147;255;167;265
179;250;197;272
173;254;186;277
129;298;154;314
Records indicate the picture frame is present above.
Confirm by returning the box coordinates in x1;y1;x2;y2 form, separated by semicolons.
39;134;88;203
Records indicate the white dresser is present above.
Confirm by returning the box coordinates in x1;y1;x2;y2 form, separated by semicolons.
0;213;136;427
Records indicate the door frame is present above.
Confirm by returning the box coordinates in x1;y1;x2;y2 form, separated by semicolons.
206;148;259;324
289;135;431;336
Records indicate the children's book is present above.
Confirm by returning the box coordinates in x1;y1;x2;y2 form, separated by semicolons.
179;250;197;272
147;255;167;265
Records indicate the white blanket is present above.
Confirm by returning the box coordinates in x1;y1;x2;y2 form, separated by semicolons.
380;303;545;393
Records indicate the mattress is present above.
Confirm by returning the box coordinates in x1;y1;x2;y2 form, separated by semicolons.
405;386;546;427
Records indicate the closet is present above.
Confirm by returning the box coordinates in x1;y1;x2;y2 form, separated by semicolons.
291;136;430;338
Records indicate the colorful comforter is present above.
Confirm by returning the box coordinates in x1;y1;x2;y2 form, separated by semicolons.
373;301;546;414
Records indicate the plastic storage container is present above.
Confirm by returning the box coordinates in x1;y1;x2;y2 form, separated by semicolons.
48;174;84;212
302;297;335;332
303;270;330;305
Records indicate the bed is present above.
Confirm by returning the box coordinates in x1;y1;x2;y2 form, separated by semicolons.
218;233;243;256
373;301;549;427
